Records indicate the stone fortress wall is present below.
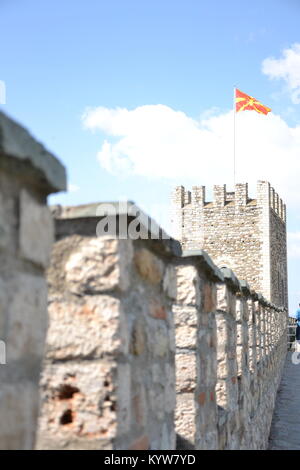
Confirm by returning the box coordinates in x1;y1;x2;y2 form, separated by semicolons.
35;204;178;450
0;111;288;450
171;182;288;309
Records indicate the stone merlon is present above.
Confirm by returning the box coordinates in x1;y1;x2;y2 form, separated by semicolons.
0;111;66;193
52;200;182;258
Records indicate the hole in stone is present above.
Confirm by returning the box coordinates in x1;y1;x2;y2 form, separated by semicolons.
66;373;76;379
60;409;73;425
110;402;116;412
104;380;110;387
58;384;79;400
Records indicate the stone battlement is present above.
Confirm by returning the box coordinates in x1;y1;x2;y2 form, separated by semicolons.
173;182;286;223
35;202;287;450
171;181;288;308
0;111;66;450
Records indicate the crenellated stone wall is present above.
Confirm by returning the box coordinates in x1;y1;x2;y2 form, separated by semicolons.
173;251;221;450
35;202;288;450
172;253;287;450
36;203;179;450
0;111;66;449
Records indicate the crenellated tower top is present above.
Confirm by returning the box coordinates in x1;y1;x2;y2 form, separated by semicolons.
172;181;286;223
171;181;288;308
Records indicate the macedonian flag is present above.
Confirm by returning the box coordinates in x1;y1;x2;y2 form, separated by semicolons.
235;89;271;115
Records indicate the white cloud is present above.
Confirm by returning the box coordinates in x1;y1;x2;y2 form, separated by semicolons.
68;183;80;193
288;232;300;259
262;43;300;104
82;104;300;208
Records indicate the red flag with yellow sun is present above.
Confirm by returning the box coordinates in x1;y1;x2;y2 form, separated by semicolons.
232;88;271;185
235;89;271;115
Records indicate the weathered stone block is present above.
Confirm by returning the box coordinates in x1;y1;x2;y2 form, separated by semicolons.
176;325;197;349
148;322;169;357
196;386;218;446
36;361;118;449
151;362;164;384
176;353;196;392
197;347;217;387
149;299;168;320
216;379;227;408
65;238;133;294
19;189;54;268
163;266;177;299
217;284;229;312
0;192;11;249
148;387;166;421
6;273;47;361
134;248;164;284
173;305;198;327
130;318;146;356
116;363;131;436
203;282;216;313
131;385;146;427
165;363;176;414
46;296;128;360
176;265;201;306
0;382;39;450
175;393;195;444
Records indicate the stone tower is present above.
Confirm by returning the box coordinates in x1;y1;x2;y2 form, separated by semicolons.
171;181;288;308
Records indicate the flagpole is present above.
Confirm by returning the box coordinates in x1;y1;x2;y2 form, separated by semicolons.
233;86;236;187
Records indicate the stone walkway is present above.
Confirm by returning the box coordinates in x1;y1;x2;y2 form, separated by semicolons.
268;351;300;450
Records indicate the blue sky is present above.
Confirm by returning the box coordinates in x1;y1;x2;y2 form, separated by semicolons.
1;0;300;310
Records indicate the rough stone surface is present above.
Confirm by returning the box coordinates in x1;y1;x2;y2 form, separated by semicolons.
46;296;128;360
134;248;164;284
0;382;40;450
36;361;118;450
65;237;133;294
6;273;48;361
19;189;54;268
